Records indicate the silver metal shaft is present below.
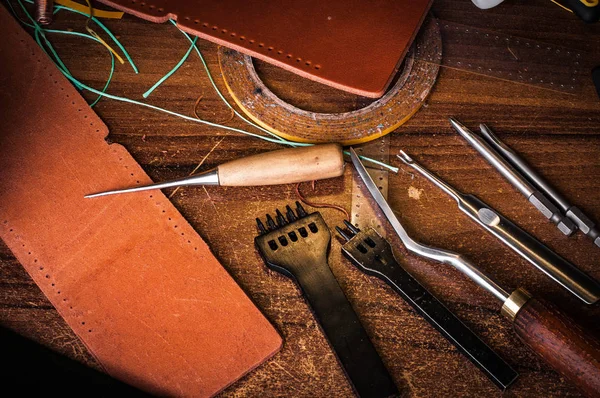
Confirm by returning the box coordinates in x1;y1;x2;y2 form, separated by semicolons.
478;124;568;212
351;148;509;302
450;117;575;236
479;123;600;247
450;118;535;197
85;169;219;198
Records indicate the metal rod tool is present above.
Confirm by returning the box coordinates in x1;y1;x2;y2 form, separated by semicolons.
337;222;518;390
476;122;600;248
449;117;576;236
350;148;600;397
397;150;600;305
85;144;345;198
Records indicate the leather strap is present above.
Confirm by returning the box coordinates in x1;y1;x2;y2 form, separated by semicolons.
0;8;281;396
96;0;433;98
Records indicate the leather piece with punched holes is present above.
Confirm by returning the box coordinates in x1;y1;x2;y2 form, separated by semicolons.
96;0;433;98
0;8;281;397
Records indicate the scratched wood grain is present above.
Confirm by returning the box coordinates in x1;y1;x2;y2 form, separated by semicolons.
1;0;599;396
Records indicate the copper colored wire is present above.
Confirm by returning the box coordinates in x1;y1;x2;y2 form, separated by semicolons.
34;0;54;25
295;182;350;221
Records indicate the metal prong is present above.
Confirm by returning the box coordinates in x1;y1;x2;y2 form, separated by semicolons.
397;150;414;164
285;205;298;222
343;220;360;235
266;214;277;230
336;226;352;242
84;169;219;198
256;218;267;235
275;209;287;226
296;201;307;217
396;151;464;204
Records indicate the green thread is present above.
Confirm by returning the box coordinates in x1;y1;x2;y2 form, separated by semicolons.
143;36;198;98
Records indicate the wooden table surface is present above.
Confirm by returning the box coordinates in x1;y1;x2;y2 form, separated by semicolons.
2;0;600;396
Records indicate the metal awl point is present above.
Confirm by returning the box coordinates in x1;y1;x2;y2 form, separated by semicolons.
85;169;219;198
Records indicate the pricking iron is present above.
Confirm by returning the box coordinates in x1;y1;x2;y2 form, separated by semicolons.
254;202;399;398
336;222;518;390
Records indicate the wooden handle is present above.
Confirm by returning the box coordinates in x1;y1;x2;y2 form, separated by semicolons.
217;143;344;186
512;297;600;397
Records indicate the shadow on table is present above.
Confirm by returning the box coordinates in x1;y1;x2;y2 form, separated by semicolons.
0;326;151;396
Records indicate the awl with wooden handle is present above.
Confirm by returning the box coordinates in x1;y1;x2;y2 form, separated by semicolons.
350;148;600;397
85;144;345;198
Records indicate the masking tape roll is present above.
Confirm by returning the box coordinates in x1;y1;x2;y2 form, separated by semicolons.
218;15;442;145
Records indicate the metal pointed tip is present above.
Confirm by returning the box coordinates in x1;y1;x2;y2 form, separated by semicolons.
449;118;474;139
396;150;413;164
343;220;360;235
266;214;277;230
84;191;115;198
275;209;287;226
285;205;297;222
335;226;351;242
479;123;495;139
256;218;267;235
448;117;465;130
295;201;307;217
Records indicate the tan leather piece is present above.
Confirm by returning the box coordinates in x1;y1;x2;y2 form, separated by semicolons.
0;9;281;397
96;0;433;98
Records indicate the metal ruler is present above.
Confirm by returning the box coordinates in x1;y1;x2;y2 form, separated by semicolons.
351;136;390;236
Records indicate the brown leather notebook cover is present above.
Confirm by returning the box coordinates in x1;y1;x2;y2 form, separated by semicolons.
96;0;433;98
0;8;281;397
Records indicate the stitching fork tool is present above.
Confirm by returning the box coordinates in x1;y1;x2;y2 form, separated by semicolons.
350;148;600;397
396;149;600;305
335;222;518;390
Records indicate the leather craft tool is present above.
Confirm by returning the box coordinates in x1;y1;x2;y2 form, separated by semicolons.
0;9;282;396
336;223;519;390
397;150;600;305
85;144;344;198
254;202;399;397
464;120;600;247
350;148;600;398
218;16;441;145
450;118;576;236
95;0;432;98
351;139;391;238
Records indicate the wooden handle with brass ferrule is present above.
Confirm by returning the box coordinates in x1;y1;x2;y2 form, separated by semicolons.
502;288;600;397
217;143;345;186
